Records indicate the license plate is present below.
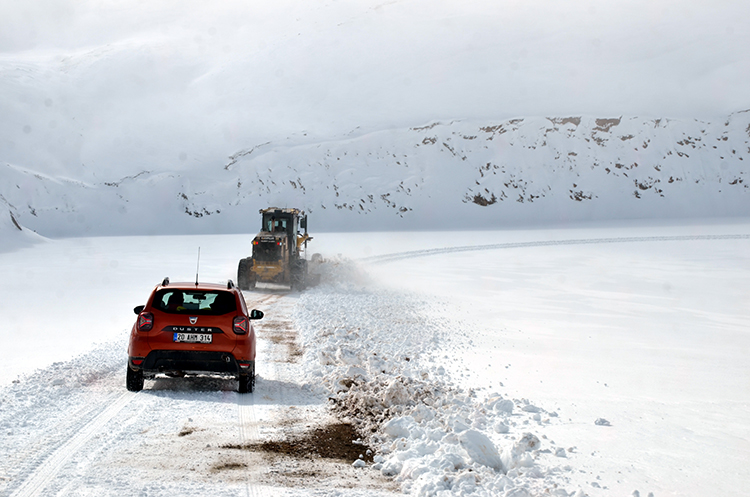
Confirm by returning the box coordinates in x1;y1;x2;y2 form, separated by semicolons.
173;333;212;343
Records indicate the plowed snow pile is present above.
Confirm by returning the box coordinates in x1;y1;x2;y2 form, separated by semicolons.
294;258;578;496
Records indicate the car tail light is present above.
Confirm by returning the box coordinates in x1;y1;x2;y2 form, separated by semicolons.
137;312;154;332
233;316;249;335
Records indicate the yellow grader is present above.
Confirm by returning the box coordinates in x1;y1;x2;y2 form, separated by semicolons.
237;207;319;291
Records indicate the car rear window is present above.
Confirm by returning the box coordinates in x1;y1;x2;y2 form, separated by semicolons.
152;289;237;315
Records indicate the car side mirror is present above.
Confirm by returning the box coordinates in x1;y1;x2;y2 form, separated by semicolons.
249;309;264;320
134;305;145;315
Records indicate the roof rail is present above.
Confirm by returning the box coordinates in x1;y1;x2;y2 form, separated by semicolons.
162;277;170;286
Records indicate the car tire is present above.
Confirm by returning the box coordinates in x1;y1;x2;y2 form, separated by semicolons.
126;365;144;392
238;362;255;394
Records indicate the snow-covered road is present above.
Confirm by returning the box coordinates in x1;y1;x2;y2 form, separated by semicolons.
0;290;397;496
1;221;748;496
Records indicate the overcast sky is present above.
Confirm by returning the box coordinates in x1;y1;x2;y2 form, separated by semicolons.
1;0;749;174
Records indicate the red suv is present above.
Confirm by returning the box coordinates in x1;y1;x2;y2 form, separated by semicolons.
127;278;263;393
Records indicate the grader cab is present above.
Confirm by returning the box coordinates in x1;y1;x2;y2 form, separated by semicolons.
237;207;318;291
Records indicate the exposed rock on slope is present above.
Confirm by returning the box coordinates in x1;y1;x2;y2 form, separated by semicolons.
2;112;749;237
0;195;46;252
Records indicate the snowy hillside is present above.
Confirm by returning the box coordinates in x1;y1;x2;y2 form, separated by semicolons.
2;0;750;246
2;111;750;241
0;196;45;253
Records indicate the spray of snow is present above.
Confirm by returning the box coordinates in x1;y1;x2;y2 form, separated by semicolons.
294;258;579;496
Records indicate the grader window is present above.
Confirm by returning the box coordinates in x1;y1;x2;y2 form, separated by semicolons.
263;213;291;233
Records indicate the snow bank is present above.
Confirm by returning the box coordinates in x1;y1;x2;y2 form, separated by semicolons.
293;258;581;496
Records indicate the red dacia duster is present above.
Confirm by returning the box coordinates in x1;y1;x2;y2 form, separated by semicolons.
127;278;263;393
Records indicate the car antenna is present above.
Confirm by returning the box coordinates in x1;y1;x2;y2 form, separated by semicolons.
195;247;201;286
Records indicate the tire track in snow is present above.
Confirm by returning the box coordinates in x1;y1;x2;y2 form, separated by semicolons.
362;233;750;264
8;391;135;497
1;395;104;489
236;292;285;497
238;394;266;497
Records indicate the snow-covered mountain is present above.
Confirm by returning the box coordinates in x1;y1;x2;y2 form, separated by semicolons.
3;1;750;248
2;111;749;241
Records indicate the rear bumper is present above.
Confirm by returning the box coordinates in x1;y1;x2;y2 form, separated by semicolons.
252;262;286;283
130;351;240;375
